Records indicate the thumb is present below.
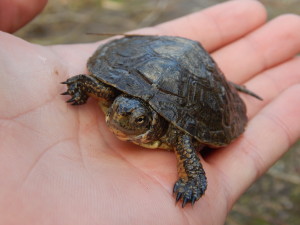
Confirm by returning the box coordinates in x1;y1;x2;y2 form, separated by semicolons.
0;0;48;33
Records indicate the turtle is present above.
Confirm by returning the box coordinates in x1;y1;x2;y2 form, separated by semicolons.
61;35;261;207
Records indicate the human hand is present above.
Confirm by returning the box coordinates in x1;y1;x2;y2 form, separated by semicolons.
1;0;300;224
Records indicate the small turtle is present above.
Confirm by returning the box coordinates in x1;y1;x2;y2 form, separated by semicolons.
61;35;261;207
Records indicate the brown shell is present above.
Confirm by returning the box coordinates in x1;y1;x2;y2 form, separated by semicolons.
87;36;247;146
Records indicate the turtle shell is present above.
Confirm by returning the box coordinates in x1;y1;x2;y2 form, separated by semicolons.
87;36;247;146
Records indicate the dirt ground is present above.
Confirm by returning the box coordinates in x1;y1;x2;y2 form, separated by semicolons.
15;0;300;224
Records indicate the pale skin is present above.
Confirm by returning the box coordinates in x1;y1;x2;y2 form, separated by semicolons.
1;0;300;224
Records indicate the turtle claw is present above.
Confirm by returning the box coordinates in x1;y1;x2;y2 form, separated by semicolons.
191;196;197;206
176;192;182;202
61;76;89;105
173;181;180;193
66;97;76;103
173;176;207;208
61;91;70;95
64;92;87;105
182;198;189;208
60;79;74;85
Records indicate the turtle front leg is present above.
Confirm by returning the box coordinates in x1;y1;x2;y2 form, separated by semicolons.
173;134;207;207
61;74;118;105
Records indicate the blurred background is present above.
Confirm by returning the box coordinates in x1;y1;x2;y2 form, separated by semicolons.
16;0;300;224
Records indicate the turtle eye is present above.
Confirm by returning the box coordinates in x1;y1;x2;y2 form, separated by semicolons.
135;115;146;124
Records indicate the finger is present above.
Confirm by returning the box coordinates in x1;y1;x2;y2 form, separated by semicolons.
213;14;300;83
241;57;300;118
54;0;266;72
0;0;48;33
207;84;300;206
53;0;266;73
140;0;266;52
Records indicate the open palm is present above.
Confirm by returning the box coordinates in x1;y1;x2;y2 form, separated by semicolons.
1;1;300;224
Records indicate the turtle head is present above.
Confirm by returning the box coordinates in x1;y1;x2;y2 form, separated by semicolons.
106;94;166;144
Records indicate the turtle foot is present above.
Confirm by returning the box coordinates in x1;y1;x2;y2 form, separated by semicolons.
173;175;207;208
61;75;89;105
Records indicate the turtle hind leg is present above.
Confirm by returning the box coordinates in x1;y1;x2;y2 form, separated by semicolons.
61;74;119;105
229;81;263;100
173;134;207;207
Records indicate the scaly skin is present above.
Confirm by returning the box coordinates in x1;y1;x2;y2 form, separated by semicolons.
173;134;207;207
